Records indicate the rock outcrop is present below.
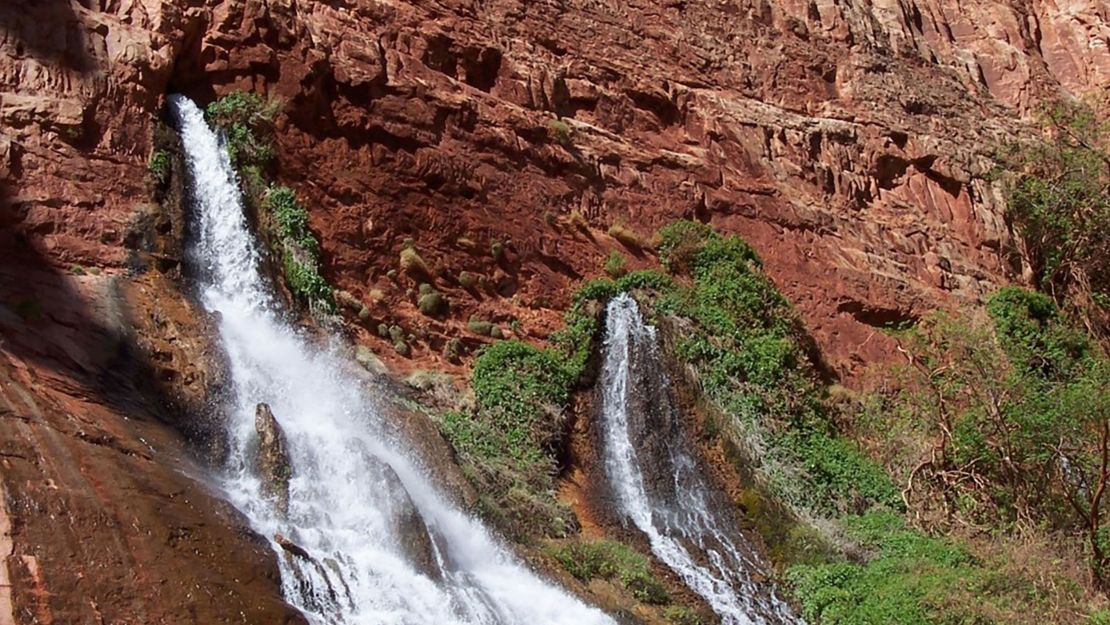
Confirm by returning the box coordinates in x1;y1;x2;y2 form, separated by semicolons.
255;402;292;516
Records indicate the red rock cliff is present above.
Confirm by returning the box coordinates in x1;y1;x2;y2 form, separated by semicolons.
2;0;1109;621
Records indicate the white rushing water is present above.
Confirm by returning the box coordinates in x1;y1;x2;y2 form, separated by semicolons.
599;294;800;625
170;94;614;625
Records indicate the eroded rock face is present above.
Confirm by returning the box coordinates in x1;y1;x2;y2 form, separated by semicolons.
6;0;1107;384
2;0;1110;617
255;402;292;516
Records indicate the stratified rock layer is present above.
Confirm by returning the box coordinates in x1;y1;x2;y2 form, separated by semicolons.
2;0;1110;621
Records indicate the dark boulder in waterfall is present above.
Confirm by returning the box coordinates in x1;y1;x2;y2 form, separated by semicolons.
255;402;292;515
378;461;444;582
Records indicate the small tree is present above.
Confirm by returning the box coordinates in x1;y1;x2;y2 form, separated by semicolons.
997;100;1110;336
875;288;1110;587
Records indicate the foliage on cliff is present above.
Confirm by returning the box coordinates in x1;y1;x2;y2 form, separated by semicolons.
997;100;1110;335
205;91;333;312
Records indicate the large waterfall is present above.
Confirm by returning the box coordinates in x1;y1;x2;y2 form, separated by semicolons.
171;95;614;625
599;294;800;625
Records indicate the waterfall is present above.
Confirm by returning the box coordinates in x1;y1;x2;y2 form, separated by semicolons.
170;94;614;625
599;293;800;625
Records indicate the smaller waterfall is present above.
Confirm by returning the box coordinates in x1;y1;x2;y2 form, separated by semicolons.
599;294;800;625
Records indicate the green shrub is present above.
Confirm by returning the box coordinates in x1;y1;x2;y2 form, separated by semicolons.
205;91;281;167
996;100;1110;327
547;539;669;604
400;247;430;278
664;606;703;625
467;316;494;336
148;149;170;185
418;288;449;317
265;186;318;254
603;250;628;278
787;512;1011;625
282;252;334;311
548;119;573;145
458;271;478;288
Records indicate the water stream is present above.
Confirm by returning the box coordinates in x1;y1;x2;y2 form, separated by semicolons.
599;294;800;625
171;94;614;625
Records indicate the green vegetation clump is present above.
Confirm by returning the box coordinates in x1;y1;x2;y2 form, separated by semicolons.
263;186;333;311
996;100;1110;329
547;539;669;604
467;316;494;336
664;606;703;625
148;149;170;185
548;119;573;145
787;512;1011;625
417;285;449;317
860;284;1110;592
603;250;628;278
205;91;281;167
458;271;478;289
439;339;581;538
400;247;430;278
645;221;899;516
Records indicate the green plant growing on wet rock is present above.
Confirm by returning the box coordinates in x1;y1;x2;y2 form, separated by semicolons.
603;250;628;278
262;186;333;312
205;91;282;167
490;240;505;262
147;149;170;186
546;539;669;605
438;339;582;539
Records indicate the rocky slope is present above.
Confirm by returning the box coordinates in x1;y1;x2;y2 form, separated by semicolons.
2;0;1109;622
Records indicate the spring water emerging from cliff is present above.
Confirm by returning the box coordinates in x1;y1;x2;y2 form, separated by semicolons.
171;94;613;625
599;293;800;625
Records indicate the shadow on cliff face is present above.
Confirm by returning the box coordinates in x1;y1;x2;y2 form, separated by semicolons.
0;0;94;74
0;151;228;460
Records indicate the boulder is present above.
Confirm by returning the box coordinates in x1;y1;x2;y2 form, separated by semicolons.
254;402;292;516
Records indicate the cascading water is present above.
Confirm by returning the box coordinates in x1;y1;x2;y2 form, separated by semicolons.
599;293;800;625
170;94;614;625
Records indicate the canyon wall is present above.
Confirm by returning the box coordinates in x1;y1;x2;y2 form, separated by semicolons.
2;0;1109;621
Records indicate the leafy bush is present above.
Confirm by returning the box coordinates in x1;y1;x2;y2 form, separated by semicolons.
205;91;281;167
865;287;1110;589
282;251;333;311
787;513;999;625
439;340;581;538
996;100;1110;328
646;221;900;516
148;149;170;185
548;119;573;145
265;187;318;254
603;250;628;278
547;539;669;604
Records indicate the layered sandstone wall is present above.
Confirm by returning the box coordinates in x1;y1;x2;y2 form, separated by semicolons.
2;0;1109;620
